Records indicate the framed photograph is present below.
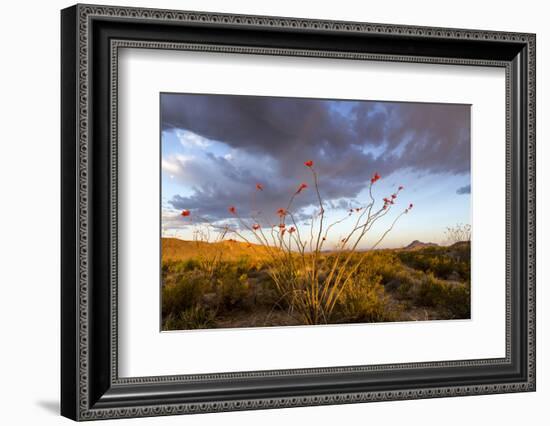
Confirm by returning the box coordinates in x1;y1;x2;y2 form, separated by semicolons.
61;4;536;421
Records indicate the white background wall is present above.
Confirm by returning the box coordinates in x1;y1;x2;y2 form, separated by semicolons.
0;0;547;424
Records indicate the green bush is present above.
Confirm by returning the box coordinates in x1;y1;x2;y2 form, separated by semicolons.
162;271;208;318
337;272;401;323
216;273;250;311
415;273;470;318
163;306;216;330
397;246;470;282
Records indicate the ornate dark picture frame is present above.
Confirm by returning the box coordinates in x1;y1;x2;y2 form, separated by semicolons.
61;4;536;421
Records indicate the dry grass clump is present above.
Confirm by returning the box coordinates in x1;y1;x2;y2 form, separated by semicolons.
162;257;279;330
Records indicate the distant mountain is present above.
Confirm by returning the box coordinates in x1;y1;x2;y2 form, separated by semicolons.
403;240;439;250
161;237;273;262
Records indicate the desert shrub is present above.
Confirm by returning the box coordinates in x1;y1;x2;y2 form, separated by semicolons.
162;271;208;318
234;256;253;274
450;243;471;262
352;252;422;297
397;246;470;282
215;272;251;311
415;273;470;318
161;261;172;275
182;258;200;272
163;260;199;275
395;277;415;299
361;252;400;280
337;271;401;323
390;269;418;293
254;277;281;307
163;306;217;330
161;261;187;284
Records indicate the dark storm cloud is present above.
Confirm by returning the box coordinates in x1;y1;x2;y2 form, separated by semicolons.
162;94;470;221
167;151;371;223
161;94;470;173
456;184;471;195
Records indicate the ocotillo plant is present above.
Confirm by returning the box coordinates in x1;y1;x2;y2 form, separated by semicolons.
180;160;413;325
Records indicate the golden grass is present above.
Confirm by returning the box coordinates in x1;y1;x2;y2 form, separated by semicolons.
161;239;471;330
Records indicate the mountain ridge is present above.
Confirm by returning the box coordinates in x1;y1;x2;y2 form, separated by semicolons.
402;240;439;250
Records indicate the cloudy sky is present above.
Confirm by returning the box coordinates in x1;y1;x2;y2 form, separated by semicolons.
161;93;471;249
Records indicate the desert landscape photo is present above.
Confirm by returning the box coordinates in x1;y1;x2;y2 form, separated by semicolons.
160;93;472;330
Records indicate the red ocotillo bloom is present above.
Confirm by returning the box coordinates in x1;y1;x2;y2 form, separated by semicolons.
228;206;236;214
180;209;190;217
371;172;381;184
256;183;264;191
279;223;286;229
304;160;314;168
289;226;296;233
252;224;260;231
398;185;404;191
277;208;287;217
296;182;308;194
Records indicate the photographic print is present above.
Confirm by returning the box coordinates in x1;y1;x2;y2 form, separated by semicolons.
160;94;472;331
